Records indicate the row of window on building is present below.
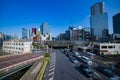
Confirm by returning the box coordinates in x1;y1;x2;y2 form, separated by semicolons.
4;50;22;54
3;46;24;50
3;42;24;46
94;45;116;49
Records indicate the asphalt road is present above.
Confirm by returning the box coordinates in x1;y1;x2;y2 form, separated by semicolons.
54;49;88;80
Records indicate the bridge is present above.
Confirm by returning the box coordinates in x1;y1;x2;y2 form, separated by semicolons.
0;53;44;80
46;41;74;49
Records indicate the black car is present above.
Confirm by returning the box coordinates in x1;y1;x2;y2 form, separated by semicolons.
115;62;120;69
97;65;120;80
80;64;94;78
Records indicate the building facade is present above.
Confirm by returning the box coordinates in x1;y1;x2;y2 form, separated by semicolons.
93;43;120;55
113;13;120;34
22;28;27;39
0;32;4;50
40;22;49;35
58;26;91;41
29;28;36;40
90;2;108;40
3;41;32;54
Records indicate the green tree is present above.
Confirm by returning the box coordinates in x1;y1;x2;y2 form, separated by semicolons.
32;43;37;48
45;53;50;57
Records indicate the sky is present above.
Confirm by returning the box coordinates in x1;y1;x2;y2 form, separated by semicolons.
0;0;120;38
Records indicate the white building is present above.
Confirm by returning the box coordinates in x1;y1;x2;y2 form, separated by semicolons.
93;43;120;55
3;41;33;54
41;33;52;41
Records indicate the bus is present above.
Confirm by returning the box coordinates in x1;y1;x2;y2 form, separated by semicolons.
86;52;95;59
81;56;92;65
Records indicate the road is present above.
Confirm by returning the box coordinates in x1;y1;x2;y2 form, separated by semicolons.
43;49;109;80
54;49;88;80
0;53;43;69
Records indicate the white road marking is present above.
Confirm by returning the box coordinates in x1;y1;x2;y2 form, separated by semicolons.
49;68;55;72
49;77;53;80
94;72;101;78
49;71;54;76
50;65;55;68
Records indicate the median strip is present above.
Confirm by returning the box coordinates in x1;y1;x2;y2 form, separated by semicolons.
36;57;49;80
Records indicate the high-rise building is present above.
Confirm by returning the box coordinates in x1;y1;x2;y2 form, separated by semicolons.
91;2;104;16
90;2;108;40
59;33;66;40
36;28;41;42
5;35;12;41
65;30;70;40
0;32;4;50
29;28;36;40
84;27;91;41
22;28;27;39
32;28;36;35
40;22;49;35
113;13;120;34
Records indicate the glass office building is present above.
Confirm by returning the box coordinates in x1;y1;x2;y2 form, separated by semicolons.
90;2;108;40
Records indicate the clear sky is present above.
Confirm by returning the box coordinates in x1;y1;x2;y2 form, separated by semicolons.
0;0;120;38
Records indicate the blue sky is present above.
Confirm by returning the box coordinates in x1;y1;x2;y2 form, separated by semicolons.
0;0;120;38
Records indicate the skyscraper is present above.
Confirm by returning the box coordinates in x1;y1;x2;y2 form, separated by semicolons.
29;28;36;40
113;13;120;34
40;22;49;35
22;28;27;39
90;2;108;40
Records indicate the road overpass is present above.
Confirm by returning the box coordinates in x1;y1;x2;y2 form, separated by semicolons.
46;41;74;49
0;53;44;80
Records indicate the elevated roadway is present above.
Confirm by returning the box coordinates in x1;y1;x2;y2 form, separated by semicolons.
0;53;44;79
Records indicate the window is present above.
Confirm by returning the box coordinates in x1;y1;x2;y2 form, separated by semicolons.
108;46;113;49
113;46;115;48
101;46;107;49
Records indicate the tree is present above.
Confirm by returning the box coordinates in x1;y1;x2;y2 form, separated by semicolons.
45;53;50;57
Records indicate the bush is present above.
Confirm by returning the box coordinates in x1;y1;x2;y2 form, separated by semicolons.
45;53;50;57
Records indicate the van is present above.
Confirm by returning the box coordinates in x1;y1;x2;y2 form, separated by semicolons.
80;56;92;65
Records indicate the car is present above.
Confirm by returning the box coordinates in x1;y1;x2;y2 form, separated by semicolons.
73;51;82;59
70;57;79;64
115;62;120;69
80;56;92;65
80;64;94;78
97;65;120;80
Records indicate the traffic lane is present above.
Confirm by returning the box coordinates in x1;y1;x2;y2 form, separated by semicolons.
0;53;31;63
90;61;109;80
32;49;46;54
54;50;88;80
0;54;42;69
64;50;108;80
75;55;108;79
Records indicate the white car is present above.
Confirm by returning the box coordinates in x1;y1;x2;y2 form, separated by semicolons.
81;56;92;65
